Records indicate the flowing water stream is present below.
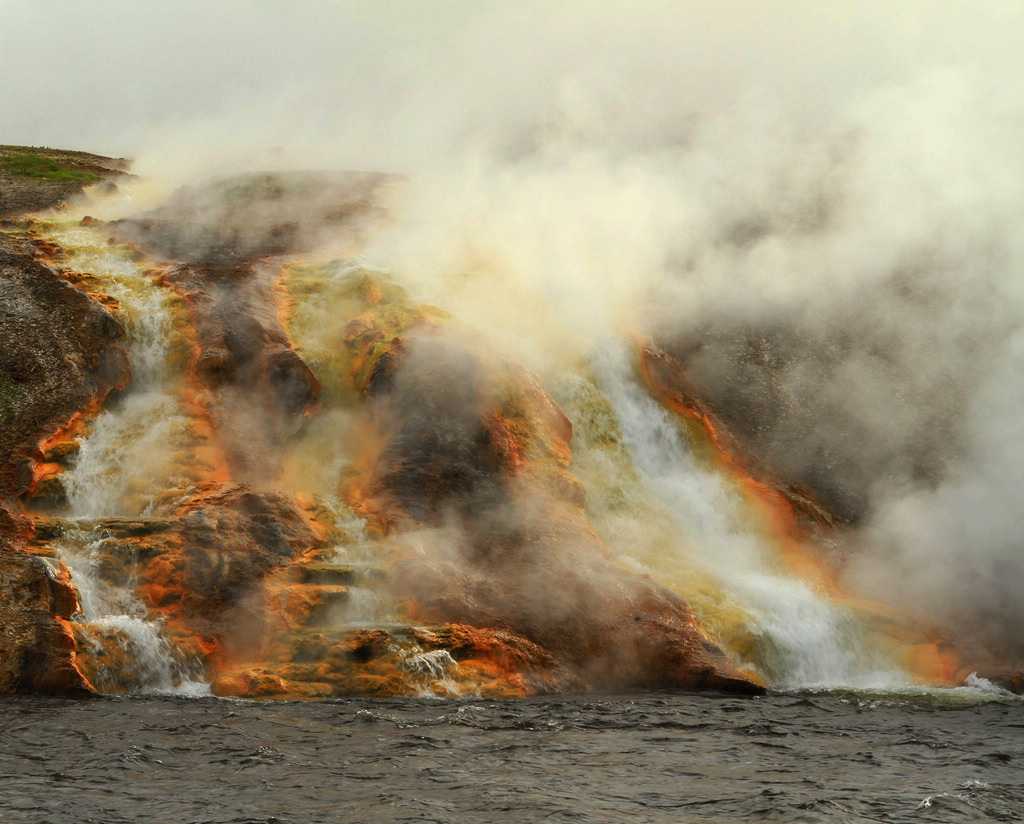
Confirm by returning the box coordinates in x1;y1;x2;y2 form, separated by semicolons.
50;224;195;519
32;218;207;694
584;341;900;688
281;253;907;689
282;259;403;629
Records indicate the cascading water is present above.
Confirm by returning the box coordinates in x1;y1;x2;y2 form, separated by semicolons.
54;527;206;695
30;217;208;694
555;340;904;688
11;195;954;696
48;223;195;518
307;494;397;627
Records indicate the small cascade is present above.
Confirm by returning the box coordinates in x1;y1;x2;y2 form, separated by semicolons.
308;495;396;627
395;647;466;698
56;527;206;694
557;341;903;688
28;218;210;695
40;222;197;518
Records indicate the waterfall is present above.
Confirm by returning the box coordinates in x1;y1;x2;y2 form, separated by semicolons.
281;259;402;629
32;218;208;695
16;211;946;696
56;528;207;695
52;223;194;518
283;254;908;689
561;340;904;688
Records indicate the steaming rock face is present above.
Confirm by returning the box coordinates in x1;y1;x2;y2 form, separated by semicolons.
646;320;967;525
344;285;764;694
109;172;395;483
638;343;840;537
638;342;1024;687
155;259;322;483
61;483;325;671
65;481;578;699
0;172;591;699
0;165;766;697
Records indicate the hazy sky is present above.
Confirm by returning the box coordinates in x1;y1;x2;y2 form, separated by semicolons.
2;1;1020;164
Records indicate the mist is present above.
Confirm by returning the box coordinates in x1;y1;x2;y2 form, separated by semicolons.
9;1;1024;662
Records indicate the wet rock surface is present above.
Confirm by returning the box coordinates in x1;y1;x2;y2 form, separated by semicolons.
0;236;130;499
646;323;967;526
0;551;91;694
638;343;841;537
155;259;321;483
639;342;1024;693
107;172;391;484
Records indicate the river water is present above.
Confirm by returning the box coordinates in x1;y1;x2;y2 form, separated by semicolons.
1;690;1021;824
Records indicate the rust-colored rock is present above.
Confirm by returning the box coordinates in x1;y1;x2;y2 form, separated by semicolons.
82;484;326;662
0;168;768;699
147;259;321;484
639;343;840;538
0;551;94;695
211;667;332;699
0;236;130;503
212;623;579;699
105;172;397;483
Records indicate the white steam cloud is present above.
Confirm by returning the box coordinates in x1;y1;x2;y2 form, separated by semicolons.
7;1;1024;657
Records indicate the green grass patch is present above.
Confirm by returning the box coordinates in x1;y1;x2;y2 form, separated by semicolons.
0;153;98;182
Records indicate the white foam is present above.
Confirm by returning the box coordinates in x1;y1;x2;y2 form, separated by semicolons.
38;222;192;518
57;529;208;695
396;646;470;698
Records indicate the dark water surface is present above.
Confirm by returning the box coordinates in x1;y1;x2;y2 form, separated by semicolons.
1;691;1021;823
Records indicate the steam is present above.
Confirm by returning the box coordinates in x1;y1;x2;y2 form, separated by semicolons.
12;3;1024;665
